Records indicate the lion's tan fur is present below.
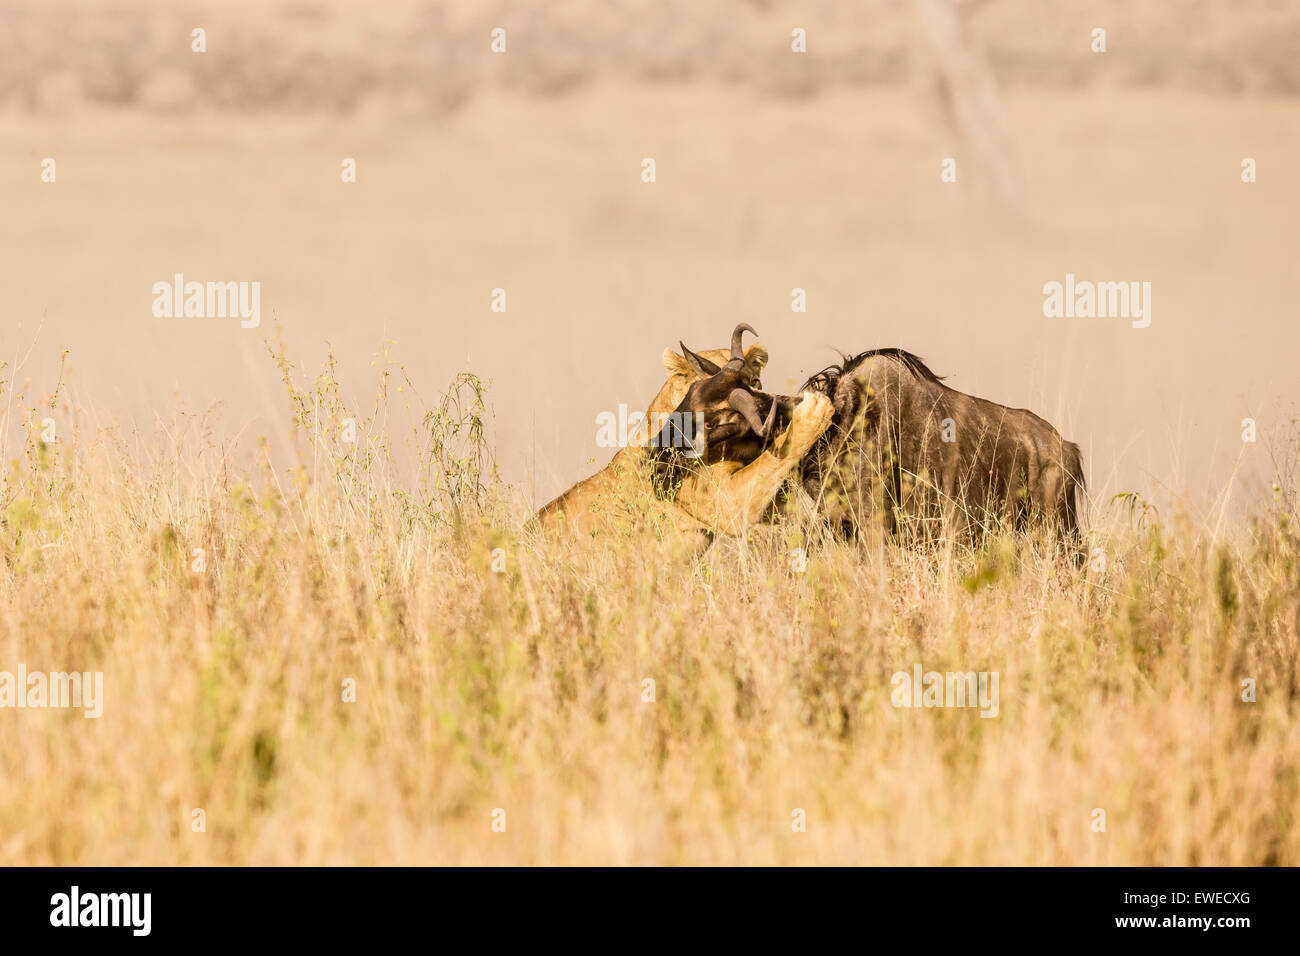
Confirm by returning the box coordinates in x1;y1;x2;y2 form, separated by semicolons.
532;343;832;549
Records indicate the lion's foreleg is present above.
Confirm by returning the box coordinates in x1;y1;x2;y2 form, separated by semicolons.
676;391;834;537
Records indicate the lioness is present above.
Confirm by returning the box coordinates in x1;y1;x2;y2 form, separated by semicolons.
532;325;833;550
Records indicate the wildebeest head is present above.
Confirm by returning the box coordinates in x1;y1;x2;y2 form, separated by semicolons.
650;325;796;489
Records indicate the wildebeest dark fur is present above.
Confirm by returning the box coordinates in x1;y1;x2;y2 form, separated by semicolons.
798;349;1085;544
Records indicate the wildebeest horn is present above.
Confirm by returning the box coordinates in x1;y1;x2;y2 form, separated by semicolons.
728;388;777;437
728;323;757;366
762;395;778;435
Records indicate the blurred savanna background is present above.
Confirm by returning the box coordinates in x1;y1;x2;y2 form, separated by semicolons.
0;1;1297;864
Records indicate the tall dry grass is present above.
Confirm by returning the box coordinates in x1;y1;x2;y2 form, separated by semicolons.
0;340;1296;865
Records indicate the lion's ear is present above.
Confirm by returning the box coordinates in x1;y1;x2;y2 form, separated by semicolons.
743;344;769;375
663;348;693;378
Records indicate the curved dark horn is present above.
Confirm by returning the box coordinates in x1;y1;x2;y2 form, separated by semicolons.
728;323;757;365
728;388;770;436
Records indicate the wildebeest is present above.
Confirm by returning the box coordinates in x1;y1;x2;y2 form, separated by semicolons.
532;325;833;547
649;326;788;494
796;348;1085;545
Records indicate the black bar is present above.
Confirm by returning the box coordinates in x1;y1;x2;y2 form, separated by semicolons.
0;866;1288;943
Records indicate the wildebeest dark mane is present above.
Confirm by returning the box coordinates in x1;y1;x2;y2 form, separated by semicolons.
801;348;945;393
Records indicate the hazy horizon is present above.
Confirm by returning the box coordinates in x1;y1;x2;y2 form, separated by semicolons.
3;1;1297;520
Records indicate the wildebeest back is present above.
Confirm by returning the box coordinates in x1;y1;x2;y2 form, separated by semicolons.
800;349;1084;542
